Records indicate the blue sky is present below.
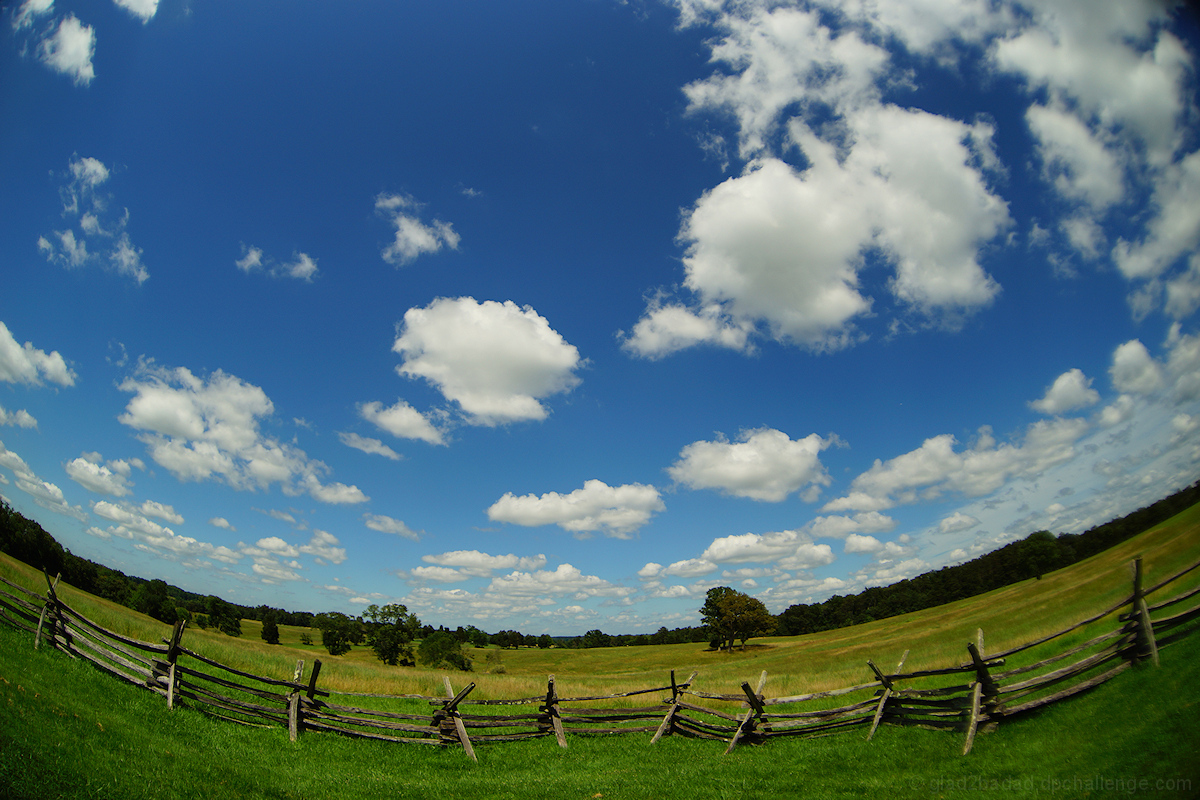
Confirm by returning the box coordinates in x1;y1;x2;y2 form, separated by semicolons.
2;0;1199;635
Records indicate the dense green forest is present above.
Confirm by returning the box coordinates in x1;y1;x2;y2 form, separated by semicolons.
2;480;1197;647
776;481;1200;635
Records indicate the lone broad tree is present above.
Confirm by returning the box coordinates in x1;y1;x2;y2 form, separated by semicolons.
701;586;776;651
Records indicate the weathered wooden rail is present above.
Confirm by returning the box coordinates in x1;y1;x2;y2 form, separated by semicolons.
0;556;1196;759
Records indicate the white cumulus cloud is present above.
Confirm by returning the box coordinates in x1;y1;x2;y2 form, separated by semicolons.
394;297;583;426
0;321;75;387
487;479;664;538
358;399;444;445
375;193;460;266
0;406;38;429
668;427;831;502
824;418;1090;512
39;15;95;86
1030;368;1100;415
118;362;367;504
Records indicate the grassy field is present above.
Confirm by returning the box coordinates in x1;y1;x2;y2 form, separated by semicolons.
0;502;1198;798
5;499;1199;700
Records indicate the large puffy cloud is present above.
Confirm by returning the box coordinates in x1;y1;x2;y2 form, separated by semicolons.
825;418;1090;513
375;193;460;266
700;528;836;571
630;1;1010;357
118;363;367;504
632;116;1006;355
65;454;135;497
394;297;582;426
1108;329;1200;406
1110;340;1165;396
679;3;886;159
487;479;664;538
651;0;1199;352
672;156;875;350
1025;102;1124;214
1030;368;1101;415
993;0;1186;168
0;321;75;387
806;511;897;540
815;0;1009;56
668;427;831;502
1113;151;1200;285
621;301;753;359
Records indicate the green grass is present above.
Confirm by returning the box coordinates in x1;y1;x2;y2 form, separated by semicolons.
1;502;1198;798
1;619;1197;800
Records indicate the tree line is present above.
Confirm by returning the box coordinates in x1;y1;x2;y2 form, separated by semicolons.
2;480;1196;656
775;481;1200;635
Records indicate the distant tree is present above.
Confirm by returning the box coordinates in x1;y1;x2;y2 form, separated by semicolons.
1021;531;1062;580
261;611;280;645
537;634;553;649
701;586;775;651
467;626;490;648
492;629;523;649
582;629;611;648
419;630;472;671
94;567;132;606
132;579;177;624
206;595;242;637
299;632;313;646
362;603;420;666
314;612;354;656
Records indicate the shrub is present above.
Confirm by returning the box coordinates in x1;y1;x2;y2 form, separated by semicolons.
418;631;472;671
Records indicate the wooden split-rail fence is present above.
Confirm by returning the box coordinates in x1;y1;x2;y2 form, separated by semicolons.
1;556;1197;759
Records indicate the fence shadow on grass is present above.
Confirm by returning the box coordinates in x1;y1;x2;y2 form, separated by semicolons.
1;556;1197;760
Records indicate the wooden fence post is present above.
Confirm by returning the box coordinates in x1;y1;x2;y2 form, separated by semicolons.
963;630;998;755
540;675;568;748
866;650;909;741
149;618;187;703
288;660;304;742
651;670;697;744
1130;557;1160;667
165;619;187;710
725;670;768;754
438;677;477;761
34;572;61;650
